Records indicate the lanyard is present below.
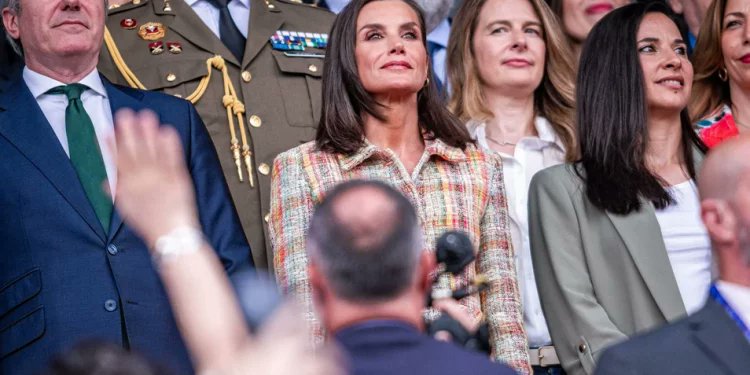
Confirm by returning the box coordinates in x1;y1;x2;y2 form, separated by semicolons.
710;285;750;342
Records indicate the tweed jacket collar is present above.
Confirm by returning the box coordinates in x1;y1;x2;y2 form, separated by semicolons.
338;137;468;172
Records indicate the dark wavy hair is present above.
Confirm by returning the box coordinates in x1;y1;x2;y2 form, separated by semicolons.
577;2;706;215
315;0;473;155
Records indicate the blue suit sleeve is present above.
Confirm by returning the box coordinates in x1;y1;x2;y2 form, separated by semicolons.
183;102;254;273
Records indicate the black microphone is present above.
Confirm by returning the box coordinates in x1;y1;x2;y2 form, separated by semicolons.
435;231;475;275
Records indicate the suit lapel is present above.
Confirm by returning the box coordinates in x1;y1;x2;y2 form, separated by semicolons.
690;299;750;374
0;78;107;242
606;203;686;321
105;79;146;242
164;0;241;66
243;0;284;68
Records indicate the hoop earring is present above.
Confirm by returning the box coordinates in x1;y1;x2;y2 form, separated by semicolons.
718;67;728;82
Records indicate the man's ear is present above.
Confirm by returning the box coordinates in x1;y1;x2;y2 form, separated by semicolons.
2;8;20;40
667;0;684;14
417;251;437;294
701;199;737;246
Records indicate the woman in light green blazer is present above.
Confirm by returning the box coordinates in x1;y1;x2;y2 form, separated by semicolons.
528;3;710;375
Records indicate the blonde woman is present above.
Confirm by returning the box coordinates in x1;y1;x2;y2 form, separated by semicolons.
691;0;750;148
447;0;575;373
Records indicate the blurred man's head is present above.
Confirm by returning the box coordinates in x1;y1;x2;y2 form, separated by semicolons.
699;136;750;283
307;180;434;331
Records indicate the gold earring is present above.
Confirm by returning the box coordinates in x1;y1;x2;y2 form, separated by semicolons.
718;67;728;82
425;77;430;87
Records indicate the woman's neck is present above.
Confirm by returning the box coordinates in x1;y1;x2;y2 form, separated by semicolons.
646;111;687;184
729;82;750;132
364;95;424;170
482;93;536;153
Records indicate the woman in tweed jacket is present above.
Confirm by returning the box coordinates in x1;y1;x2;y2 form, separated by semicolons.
268;0;530;373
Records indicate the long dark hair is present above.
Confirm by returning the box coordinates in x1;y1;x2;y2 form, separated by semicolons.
577;2;706;215
315;0;473;155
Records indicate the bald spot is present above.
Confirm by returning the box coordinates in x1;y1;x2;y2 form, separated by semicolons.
698;136;750;201
330;185;400;252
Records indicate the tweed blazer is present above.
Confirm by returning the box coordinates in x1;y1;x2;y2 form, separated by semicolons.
269;139;531;374
528;160;705;375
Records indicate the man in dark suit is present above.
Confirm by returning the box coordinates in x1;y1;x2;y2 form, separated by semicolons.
305;180;516;375
0;0;252;373
595;136;750;375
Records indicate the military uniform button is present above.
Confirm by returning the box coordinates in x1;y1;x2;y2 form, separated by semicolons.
308;64;318;73
264;212;270;223
249;115;262;128
268;3;276;9
133;0;141;4
258;163;270;175
174;94;182;98
166;73;176;82
107;244;119;256
242;71;252;82
104;299;118;312
578;343;587;353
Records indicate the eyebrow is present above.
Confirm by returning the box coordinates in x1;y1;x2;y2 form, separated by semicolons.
358;21;420;34
486;20;543;29
637;37;686;45
725;12;746;19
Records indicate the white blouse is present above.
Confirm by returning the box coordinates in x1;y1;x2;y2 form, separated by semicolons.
655;180;713;315
468;116;566;347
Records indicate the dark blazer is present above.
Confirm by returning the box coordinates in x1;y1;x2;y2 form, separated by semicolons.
0;28;22;87
334;320;517;375
0;76;253;374
595;299;750;375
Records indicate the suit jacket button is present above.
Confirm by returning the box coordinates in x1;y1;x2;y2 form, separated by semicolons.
104;299;118;312
107;244;119;255
578;343;587;353
258;163;270;175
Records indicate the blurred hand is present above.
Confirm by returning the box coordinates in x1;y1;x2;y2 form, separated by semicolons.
111;109;200;248
432;298;480;342
219;302;345;375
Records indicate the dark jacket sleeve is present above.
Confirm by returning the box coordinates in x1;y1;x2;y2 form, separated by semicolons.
184;101;254;273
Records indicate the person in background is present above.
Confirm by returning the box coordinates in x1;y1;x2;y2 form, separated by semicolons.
270;0;530;372
691;0;750;147
0;0;252;372
595;136;750;375
307;180;518;375
545;0;628;59
0;24;21;86
98;0;335;272
528;3;709;374
666;0;712;45
447;0;575;373
318;0;455;91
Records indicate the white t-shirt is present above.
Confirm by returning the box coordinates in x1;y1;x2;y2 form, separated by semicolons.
655;180;713;314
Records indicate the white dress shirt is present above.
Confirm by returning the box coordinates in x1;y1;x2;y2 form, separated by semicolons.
468;116;566;347
186;0;250;39
715;281;750;329
655;180;712;315
23;67;117;198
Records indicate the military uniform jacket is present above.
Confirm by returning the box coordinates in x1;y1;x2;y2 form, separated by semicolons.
99;0;335;271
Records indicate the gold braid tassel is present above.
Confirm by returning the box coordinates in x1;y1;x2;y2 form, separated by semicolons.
104;34;255;187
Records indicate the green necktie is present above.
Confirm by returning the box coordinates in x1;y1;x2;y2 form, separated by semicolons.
47;84;113;233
